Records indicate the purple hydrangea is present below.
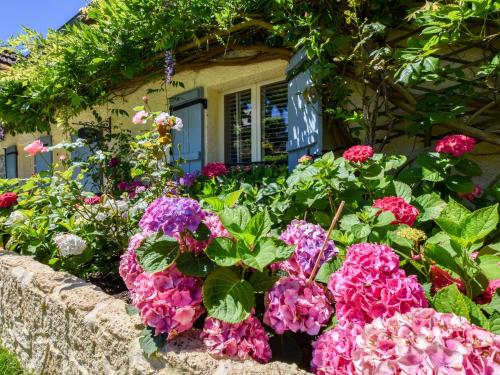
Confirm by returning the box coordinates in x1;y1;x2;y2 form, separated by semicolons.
275;220;337;278
178;171;198;188
139;197;205;236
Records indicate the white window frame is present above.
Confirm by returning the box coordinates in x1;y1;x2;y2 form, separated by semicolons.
221;78;287;163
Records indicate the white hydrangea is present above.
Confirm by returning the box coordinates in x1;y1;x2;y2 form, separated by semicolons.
103;199;128;212
129;200;148;217
5;210;27;226
53;234;87;257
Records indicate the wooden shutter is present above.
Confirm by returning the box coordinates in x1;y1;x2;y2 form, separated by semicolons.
286;48;323;170
260;81;288;163
4;145;17;179
34;135;52;173
71;128;101;193
224;89;252;164
172;88;206;173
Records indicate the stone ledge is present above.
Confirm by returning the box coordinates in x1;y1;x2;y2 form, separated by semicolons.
0;251;310;375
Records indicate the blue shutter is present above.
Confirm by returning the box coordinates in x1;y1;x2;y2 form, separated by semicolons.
286;49;323;170
34;135;52;173
5;145;18;178
71;130;100;193
171;88;206;173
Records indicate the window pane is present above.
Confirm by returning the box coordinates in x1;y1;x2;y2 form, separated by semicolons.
261;81;288;163
225;89;252;164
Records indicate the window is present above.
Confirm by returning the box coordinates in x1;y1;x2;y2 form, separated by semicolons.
260;81;288;162
34;135;52;173
224;80;288;164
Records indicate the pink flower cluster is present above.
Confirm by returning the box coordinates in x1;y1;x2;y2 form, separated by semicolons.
83;196;100;205
264;276;333;335
353;308;500;374
202;162;228;178
201;313;272;363
139;197;205;236
0;192;18;208
119;231;149;289
328;243;427;326
476;279;500;305
277;220;337;278
132;110;149;125
24;140;48;157
435;134;476;157
132;266;204;336
311;323;363;375
178;213;231;254
430;265;466;294
458;184;483;202
373;196;419;226
343;145;374;163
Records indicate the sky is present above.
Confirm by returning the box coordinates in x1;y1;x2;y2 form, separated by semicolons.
0;0;88;42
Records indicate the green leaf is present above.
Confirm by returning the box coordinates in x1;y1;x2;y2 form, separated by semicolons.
245;210;272;239
440;198;470;224
425;243;461;276
315;258;342;284
454;159;482;176
239;238;294;272
340;214;360;231
126;304;139;316
387;181;412;202
488;312;500;334
350;223;372;239
432;284;470;319
203;268;255;323
176;252;217;277
445;175;473;193
477;255;500;280
462;204;499;243
219;206;251;234
191;222;211;241
204;197;225;211
135;235;179;273
139;327;166;357
205;237;240;267
435;217;462;238
224;190;243;207
374;211;396;227
414;193;446;222
314;211;331;228
249;269;279;292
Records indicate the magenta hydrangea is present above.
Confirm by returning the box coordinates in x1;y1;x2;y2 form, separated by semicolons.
139;197;205;236
435;134;476;157
328;243;427;325
276;220;337;278
200;313;272;363
132;266;204;336
353;308;500;374
311;323;363;375
263;276;333;335
119;231;151;290
373;196;419;226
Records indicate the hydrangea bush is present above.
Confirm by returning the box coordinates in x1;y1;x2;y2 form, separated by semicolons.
1;127;499;373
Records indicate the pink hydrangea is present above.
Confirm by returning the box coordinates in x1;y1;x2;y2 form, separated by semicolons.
328;243;427;326
139;197;205;236
263;276;333;335
177;212;232;253
476;279;500;305
132;267;204;336
435;134;476;157
343;145;374;163
132;110;149;125
373;196;419;226
83;196;100;205
352;308;500;374
202;162;228;178
298;154;313;164
24;140;48;157
154;112;183;131
201;313;272;363
119;231;152;290
311;323;363;375
276;220;337;278
458;185;483;202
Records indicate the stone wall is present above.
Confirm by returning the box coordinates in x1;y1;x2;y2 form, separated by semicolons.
0;251;310;375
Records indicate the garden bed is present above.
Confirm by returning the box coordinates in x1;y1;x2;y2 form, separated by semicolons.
0;251;309;375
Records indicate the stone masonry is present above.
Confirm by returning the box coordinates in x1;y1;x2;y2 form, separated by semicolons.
0;251;310;375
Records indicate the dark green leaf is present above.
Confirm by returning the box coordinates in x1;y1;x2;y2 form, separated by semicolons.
203;268;255;323
239;238;294;272
139;327;166;357
205;237;239;267
315;258;342;284
219;206;251;234
432;284;470;319
136;235;179;273
176;252;217;277
462;204;499;243
249;270;279;292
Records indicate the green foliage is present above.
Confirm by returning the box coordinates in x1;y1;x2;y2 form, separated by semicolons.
135;234;179;273
0;346;25;375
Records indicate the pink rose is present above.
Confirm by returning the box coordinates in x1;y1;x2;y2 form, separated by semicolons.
24;140;48;156
132;110;148;125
